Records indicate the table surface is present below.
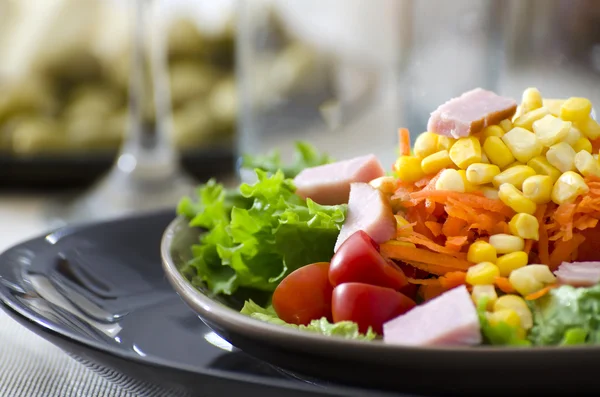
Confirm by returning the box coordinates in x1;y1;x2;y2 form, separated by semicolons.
0;195;135;397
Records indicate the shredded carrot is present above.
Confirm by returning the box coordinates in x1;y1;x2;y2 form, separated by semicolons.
592;138;600;153
398;128;411;156
535;204;550;266
409;190;514;217
442;216;468;237
495;277;516;294
405;204;436;240
396;233;467;258
419;283;445;301
425;221;443;237
525;284;557;301
401;260;464;276
406;277;441;285
524;239;533;255
380;243;472;270
549;233;586;270
445;235;468;252
439;271;467;290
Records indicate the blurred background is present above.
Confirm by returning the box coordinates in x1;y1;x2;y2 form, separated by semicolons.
0;0;599;225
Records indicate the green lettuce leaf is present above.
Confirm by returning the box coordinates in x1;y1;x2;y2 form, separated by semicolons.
177;169;346;295
529;284;600;345
241;141;333;178
476;298;531;346
240;300;377;340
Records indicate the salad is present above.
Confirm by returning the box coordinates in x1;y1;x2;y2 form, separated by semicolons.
178;87;600;347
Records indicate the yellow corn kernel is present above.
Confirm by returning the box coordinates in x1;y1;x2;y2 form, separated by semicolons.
543;98;565;117
551;171;589;205
499;119;513;133
504;161;525;170
394;156;425;183
493;165;536;189
394;215;415;241
513;107;550;130
560;97;592;123
481;125;505;140
577;118;600;140
494;294;534;330
421;150;453;175
502;127;544;163
496;251;528;277
466;262;500;285
509;213;539;240
435;169;465;192
564;126;583;146
522;175;553;204
489;233;525;254
467;240;497;264
488;309;522;329
574;150;600;178
413;132;439;159
471;285;498;309
449;137;482;169
521;87;543;113
466;163;501;185
526;156;561;183
532;114;572;147
572;137;592;154
480;152;490;164
546;142;576;173
498;183;536;214
483;136;516;169
437;136;456;151
369;176;398;194
481;186;499;200
509;264;556;296
455;170;476;193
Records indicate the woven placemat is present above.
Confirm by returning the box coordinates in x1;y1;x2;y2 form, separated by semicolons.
0;302;135;397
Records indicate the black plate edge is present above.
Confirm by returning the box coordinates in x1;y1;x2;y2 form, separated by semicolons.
0;211;396;397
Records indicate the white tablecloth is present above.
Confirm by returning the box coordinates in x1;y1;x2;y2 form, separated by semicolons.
0;196;134;397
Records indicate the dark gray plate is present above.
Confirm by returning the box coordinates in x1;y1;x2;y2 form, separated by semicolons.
0;211;397;397
163;216;600;397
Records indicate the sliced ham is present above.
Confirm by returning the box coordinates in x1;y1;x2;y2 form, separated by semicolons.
294;154;385;205
427;88;517;138
554;261;600;287
333;182;395;252
383;285;482;346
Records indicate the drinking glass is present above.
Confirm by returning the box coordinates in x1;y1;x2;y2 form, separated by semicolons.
45;0;197;228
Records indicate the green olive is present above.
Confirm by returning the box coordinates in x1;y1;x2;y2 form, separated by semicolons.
167;19;205;61
0;78;57;124
207;77;237;134
171;99;216;149
169;62;216;109
64;85;124;120
10;118;69;156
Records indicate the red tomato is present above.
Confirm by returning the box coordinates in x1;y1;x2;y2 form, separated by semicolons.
272;262;333;325
329;230;408;290
332;282;416;334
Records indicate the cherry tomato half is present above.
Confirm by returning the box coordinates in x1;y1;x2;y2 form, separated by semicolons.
272;262;333;325
329;230;408;290
332;282;416;334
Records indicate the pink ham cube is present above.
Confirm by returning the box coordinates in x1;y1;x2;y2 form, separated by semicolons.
427;88;517;138
554;261;600;287
294;154;385;205
383;285;482;346
334;182;395;252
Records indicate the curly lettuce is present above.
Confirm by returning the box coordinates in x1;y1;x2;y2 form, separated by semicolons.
177;169;346;295
240;300;377;340
529;284;600;346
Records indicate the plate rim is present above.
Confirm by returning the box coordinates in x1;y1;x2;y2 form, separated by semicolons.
0;212;338;393
162;215;600;358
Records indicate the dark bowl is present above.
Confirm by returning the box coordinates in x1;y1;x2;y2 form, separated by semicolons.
161;216;600;397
